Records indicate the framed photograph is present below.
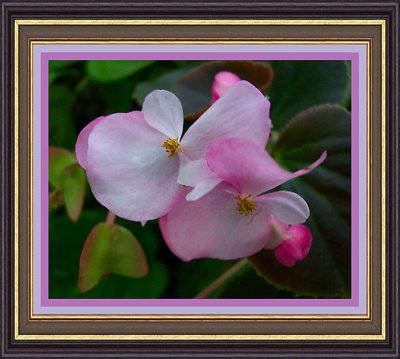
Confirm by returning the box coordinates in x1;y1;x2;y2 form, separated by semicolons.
2;1;399;357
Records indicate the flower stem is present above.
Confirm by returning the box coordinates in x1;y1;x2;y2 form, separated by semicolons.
106;211;116;226
194;258;248;299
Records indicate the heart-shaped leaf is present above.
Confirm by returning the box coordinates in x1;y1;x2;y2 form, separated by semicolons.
267;61;350;130
49;210;168;299
78;223;111;293
108;225;149;278
250;105;351;297
62;163;86;222
78;223;148;293
87;60;154;82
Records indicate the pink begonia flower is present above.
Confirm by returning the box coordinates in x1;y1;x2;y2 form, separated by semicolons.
264;216;313;267
75;81;270;221
211;71;241;103
161;138;326;261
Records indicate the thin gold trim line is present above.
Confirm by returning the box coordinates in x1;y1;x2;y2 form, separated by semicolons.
25;37;376;326
14;334;386;341
14;20;19;340
29;40;372;45
29;39;371;43
380;19;386;340
15;19;386;26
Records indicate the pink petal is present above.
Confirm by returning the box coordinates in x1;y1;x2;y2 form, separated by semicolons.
181;81;270;160
211;71;241;103
142;89;183;139
274;225;312;267
75;116;105;170
164;188;271;261
86;111;181;221
255;191;310;225
206;138;327;195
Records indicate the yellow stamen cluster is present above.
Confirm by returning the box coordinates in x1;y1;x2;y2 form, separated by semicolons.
162;138;183;158
236;194;257;216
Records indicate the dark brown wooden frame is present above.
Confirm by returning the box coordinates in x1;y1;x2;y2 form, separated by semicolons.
1;1;399;357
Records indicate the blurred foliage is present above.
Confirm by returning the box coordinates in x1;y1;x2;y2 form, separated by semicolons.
49;146;85;222
133;60;273;120
252;105;351;297
48;59;352;299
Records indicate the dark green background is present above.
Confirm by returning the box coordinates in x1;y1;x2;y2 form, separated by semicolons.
48;60;351;299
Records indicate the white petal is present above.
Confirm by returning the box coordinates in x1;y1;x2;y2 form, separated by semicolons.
86;111;181;221
256;191;310;225
142;89;183;139
186;177;222;201
178;158;222;200
177;159;215;186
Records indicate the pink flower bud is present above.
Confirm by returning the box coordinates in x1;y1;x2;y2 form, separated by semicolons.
211;71;241;103
274;224;313;267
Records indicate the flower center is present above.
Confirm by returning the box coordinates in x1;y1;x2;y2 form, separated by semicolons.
236;194;257;216
162;138;182;158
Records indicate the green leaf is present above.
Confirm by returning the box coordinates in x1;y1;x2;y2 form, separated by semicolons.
108;225;148;278
78;223;111;293
49;147;76;188
49;147;86;222
87;60;154;82
267;61;349;129
49;189;64;210
49;210;168;299
250;105;351;297
78;223;149;293
62;163;86;222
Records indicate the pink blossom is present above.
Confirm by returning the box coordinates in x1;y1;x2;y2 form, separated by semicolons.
211;71;241;103
161;138;325;261
76;81;270;221
265;216;313;267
